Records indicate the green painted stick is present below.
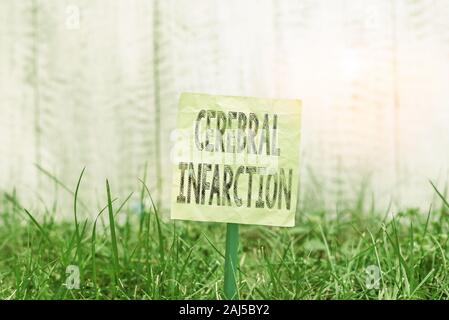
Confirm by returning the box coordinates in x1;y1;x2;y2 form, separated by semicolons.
224;223;239;299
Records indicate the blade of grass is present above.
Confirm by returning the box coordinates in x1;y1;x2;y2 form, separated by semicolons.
73;167;86;242
138;163;148;236
106;180;120;286
422;205;432;239
35;164;89;211
91;203;110;291
139;178;164;263
23;209;51;244
430;180;449;209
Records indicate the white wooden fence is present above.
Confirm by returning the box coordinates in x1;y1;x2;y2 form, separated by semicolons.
1;0;449;217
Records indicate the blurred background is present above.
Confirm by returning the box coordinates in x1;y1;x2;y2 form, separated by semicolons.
1;0;449;218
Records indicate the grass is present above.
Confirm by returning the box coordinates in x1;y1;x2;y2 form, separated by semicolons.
1;177;449;300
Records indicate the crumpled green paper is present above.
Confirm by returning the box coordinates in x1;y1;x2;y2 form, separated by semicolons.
170;92;301;227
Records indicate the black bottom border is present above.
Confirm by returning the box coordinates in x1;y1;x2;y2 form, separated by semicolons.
0;299;443;318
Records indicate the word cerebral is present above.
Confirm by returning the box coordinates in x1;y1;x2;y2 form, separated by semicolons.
194;110;281;156
171;93;301;227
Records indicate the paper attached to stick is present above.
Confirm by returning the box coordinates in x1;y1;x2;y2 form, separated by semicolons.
170;93;302;227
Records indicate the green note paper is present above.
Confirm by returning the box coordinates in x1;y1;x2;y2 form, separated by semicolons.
170;93;302;227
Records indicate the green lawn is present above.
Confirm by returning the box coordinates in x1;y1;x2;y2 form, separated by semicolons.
1;180;449;300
